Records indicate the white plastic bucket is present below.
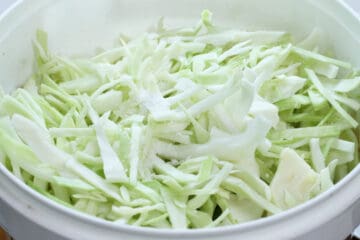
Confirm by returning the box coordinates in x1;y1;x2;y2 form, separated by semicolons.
0;0;359;239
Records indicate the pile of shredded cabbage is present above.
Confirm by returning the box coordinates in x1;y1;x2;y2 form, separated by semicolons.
0;11;359;228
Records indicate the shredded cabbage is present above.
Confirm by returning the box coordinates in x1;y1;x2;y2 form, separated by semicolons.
0;10;359;228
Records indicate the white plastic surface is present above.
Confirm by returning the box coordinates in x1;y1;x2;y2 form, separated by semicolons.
0;0;359;240
0;1;15;13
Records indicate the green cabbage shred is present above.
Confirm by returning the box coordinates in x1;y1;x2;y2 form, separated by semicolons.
0;10;359;228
